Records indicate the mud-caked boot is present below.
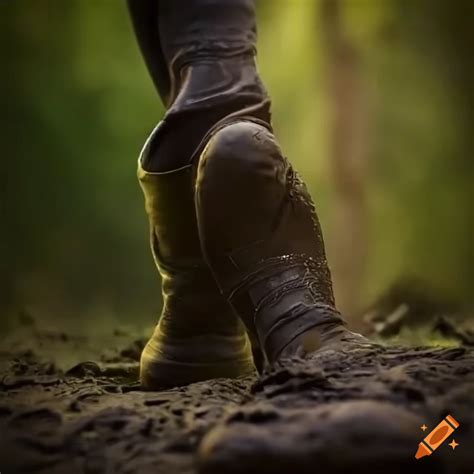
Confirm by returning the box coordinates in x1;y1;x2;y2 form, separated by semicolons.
195;119;365;371
138;126;254;389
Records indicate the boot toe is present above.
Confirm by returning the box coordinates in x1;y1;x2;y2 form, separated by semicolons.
140;334;255;390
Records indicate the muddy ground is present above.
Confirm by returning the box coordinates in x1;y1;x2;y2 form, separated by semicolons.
0;321;473;474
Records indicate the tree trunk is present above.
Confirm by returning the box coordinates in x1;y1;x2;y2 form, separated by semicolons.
320;0;370;326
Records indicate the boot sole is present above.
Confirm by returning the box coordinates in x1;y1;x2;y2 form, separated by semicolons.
140;353;255;390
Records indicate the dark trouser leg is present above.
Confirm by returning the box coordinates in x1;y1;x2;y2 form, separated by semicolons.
129;0;270;172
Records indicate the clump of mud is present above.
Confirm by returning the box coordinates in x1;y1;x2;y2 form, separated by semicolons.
0;326;473;473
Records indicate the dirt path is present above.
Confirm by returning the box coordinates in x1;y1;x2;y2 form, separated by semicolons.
0;328;473;474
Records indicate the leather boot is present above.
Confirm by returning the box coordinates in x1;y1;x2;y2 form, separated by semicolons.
195;119;365;371
138;124;254;389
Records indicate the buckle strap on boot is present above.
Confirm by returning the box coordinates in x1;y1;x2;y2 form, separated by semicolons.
228;258;345;364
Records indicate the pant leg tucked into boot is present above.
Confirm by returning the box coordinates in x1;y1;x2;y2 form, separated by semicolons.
134;0;267;389
132;0;364;384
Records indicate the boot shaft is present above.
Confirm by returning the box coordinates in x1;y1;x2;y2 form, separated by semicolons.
195;120;343;365
138;126;244;339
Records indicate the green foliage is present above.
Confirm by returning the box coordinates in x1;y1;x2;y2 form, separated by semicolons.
1;0;472;329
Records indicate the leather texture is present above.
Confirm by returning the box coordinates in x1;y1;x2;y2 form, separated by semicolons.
195;120;361;369
138;125;254;389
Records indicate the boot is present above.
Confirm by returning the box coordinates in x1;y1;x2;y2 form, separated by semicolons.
138;124;254;389
195;119;365;371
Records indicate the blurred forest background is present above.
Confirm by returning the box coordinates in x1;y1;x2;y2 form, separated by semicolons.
1;0;472;335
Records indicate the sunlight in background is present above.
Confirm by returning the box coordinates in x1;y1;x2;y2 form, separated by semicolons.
2;0;472;330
